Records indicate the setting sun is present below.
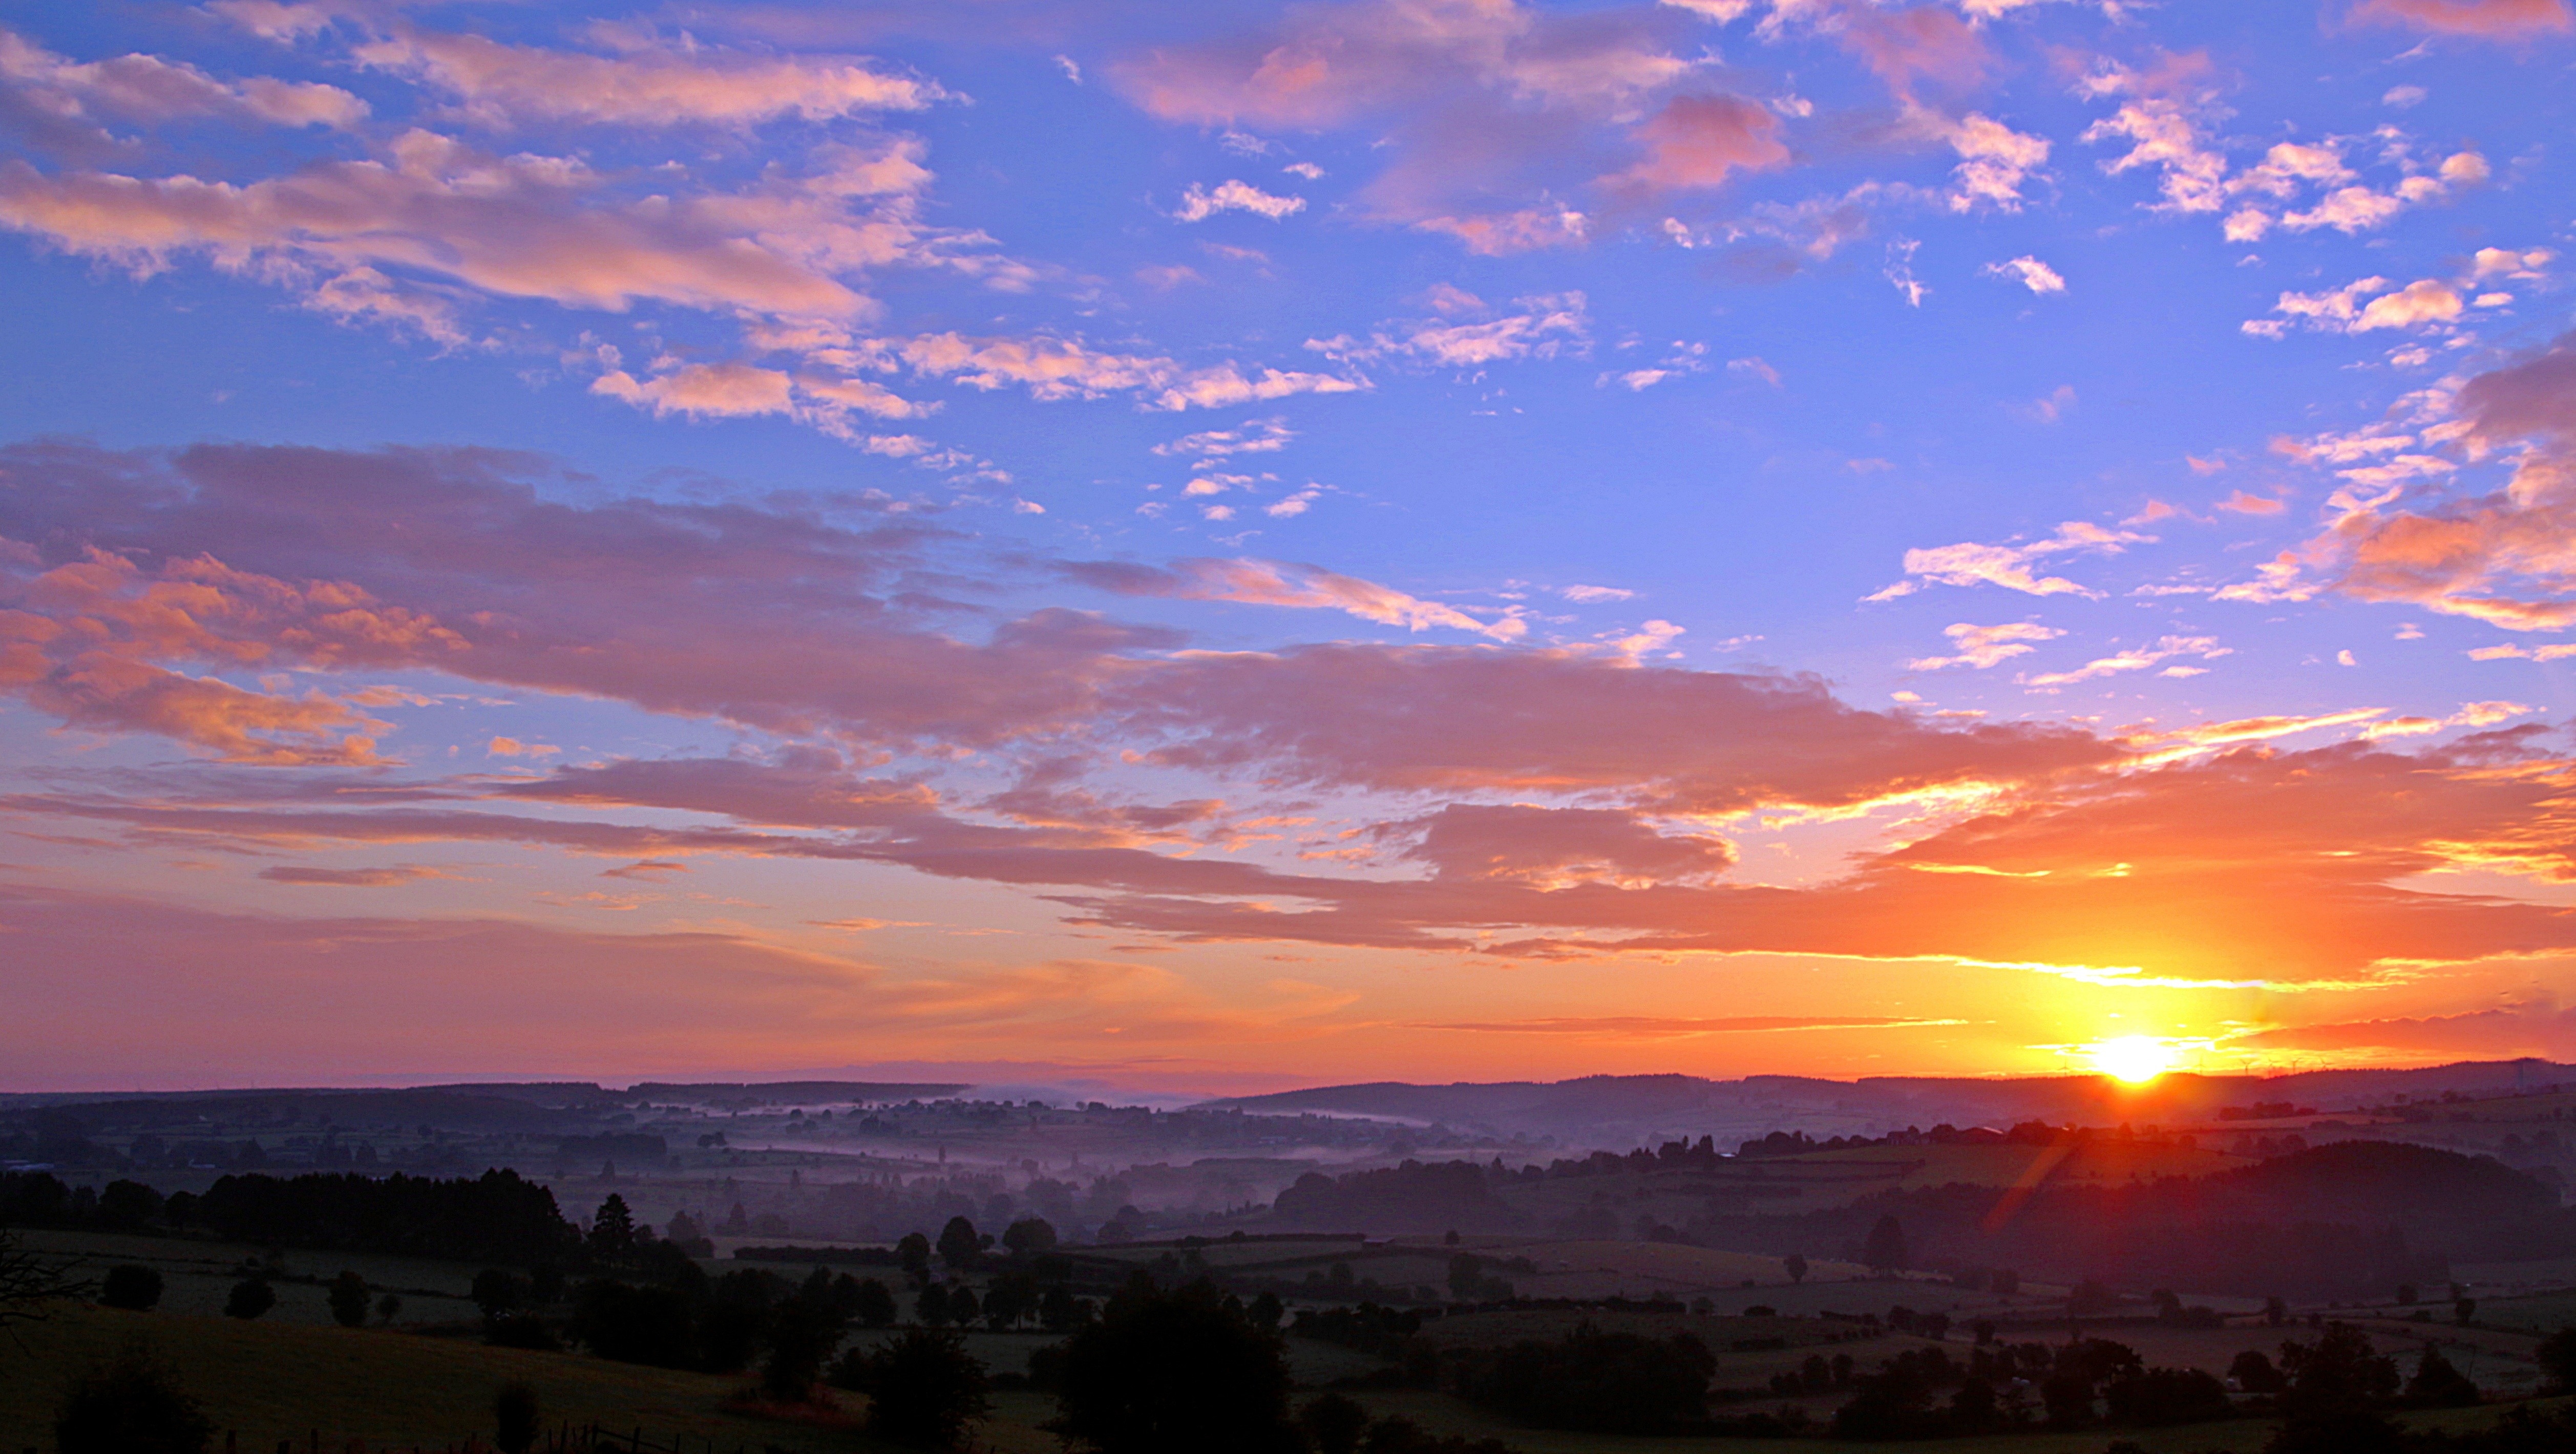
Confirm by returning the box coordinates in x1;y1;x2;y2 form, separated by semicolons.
2090;1036;2178;1084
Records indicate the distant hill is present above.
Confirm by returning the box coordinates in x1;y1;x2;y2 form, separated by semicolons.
1201;1060;2576;1145
621;1081;969;1106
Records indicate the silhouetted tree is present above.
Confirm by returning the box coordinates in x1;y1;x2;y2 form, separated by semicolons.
2539;1325;2576;1394
472;1267;529;1325
761;1296;846;1402
1863;1216;1908;1273
1783;1253;1808;1285
567;1280;696;1367
1299;1393;1371;1454
1453;1322;1715;1435
2458;1296;2479;1325
375;1292;401;1324
494;1382;540;1454
1003;1217;1059;1256
327;1270;370;1327
1050;1276;1300;1454
1;1228;91;1336
55;1343;214;1454
854;1276;897;1328
99;1265;163;1312
2230;1350;2286;1394
834;1328;991;1448
223;1276;275;1320
937;1215;981;1272
2105;1366;2231;1425
588;1193;637;1261
917;1282;951;1327
1249;1290;1284;1330
897;1231;932;1279
2266;1323;2404;1454
2405;1345;2479;1407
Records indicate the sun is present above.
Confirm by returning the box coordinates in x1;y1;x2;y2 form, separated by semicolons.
2089;1035;2177;1084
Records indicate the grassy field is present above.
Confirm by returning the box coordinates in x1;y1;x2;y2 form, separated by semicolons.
1769;1141;2246;1202
0;1305;913;1453
3;1302;2564;1454
12;1229;483;1329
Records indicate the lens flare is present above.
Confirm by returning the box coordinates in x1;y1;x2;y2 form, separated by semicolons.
2090;1035;2176;1084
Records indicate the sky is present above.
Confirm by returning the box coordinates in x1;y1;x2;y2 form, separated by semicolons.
2;0;2575;1096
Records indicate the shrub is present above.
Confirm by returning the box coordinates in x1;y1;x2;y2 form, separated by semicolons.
327;1270;370;1328
494;1382;540;1454
2104;1366;2231;1425
55;1343;215;1454
1049;1276;1300;1454
1299;1393;1371;1454
222;1277;275;1320
99;1265;164;1312
854;1276;897;1328
1452;1323;1714;1435
833;1328;990;1448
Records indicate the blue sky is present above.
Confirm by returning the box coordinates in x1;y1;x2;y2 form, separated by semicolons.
3;0;2574;1093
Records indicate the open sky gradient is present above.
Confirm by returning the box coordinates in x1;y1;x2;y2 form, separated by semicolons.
4;0;2576;1093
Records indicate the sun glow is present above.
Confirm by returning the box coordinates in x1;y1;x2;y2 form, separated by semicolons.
2090;1035;2177;1084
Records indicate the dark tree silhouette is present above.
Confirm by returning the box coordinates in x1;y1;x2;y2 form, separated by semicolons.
1298;1393;1370;1454
1049;1277;1301;1454
1003;1217;1059;1256
471;1267;529;1326
2405;1345;2480;1407
54;1343;214;1454
588;1193;637;1261
2266;1323;2403;1454
222;1276;275;1320
936;1215;981;1271
762;1294;847;1402
2540;1325;2576;1394
494;1382;540;1454
99;1265;164;1312
854;1276;897;1328
327;1270;370;1328
1863;1216;1909;1273
1453;1323;1717;1435
916;1281;951;1327
1;1228;91;1339
2230;1349;2286;1394
1784;1253;1808;1285
897;1231;932;1279
835;1328;991;1449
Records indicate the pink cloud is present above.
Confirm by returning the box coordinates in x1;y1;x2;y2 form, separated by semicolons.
2264;337;2576;629
1397;803;1735;887
1608;93;1789;191
2351;0;2573;37
0;133;885;318
1107;0;1742;250
1063;558;1523;639
1113;642;2123;813
0;440;1145;749
593;363;797;420
351;29;946;129
0;25;367;143
259;864;444;886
